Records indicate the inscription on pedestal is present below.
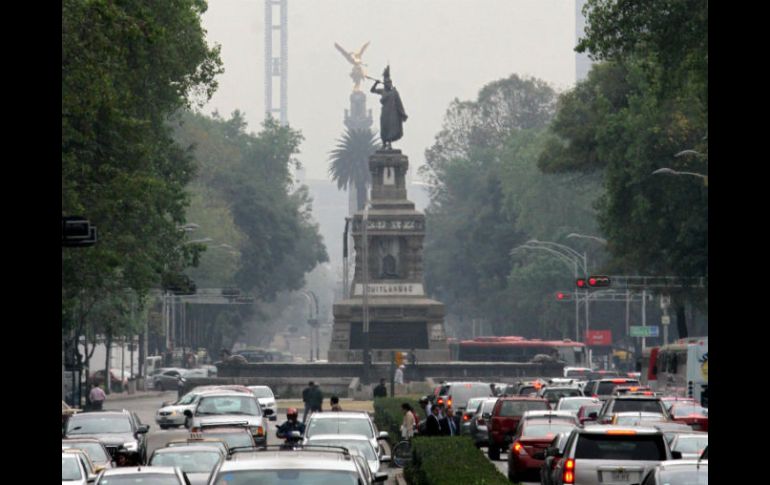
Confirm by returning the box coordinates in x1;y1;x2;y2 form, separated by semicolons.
353;283;424;296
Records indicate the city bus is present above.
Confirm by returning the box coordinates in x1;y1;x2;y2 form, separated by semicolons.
451;336;587;365
647;337;708;406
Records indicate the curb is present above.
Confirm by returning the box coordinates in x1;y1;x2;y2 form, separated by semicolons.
105;391;169;402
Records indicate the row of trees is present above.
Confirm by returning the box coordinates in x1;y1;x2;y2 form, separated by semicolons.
62;1;329;375
419;0;707;341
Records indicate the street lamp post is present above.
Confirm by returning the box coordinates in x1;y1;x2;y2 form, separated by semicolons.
652;168;708;187
361;204;371;384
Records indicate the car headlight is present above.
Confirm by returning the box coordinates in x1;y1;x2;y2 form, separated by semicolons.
123;442;138;452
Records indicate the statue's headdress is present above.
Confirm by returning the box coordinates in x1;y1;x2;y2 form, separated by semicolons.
383;65;391;83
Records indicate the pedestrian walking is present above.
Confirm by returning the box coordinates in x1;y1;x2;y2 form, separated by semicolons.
308;382;324;414
394;364;404;385
373;378;388;398
302;381;314;423
89;383;106;410
425;405;442;436
400;403;416;439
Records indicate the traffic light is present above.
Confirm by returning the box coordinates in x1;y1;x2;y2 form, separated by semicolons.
588;275;611;287
555;291;572;301
576;278;587;289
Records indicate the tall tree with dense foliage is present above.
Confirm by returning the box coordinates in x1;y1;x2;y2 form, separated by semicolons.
538;0;708;338
328;127;379;211
62;0;222;356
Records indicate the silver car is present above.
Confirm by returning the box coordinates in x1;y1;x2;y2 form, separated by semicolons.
552;425;679;485
305;434;388;477
639;459;708;485
555;396;601;416
213;447;379;484
185;391;273;446
95;466;188;485
148;445;224;485
247;385;278;421
304;411;389;459
468;397;498;447
460;397;488;436
668;433;708;460
62;451;99;485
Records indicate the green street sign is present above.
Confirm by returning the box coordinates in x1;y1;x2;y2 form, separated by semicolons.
629;325;659;337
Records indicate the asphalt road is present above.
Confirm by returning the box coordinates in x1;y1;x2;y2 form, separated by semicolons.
107;391;403;484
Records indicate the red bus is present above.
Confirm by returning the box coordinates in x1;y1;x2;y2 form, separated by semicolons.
450;336;587;365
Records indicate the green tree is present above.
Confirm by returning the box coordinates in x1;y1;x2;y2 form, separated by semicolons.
538;0;708;338
62;0;222;348
328;127;379;211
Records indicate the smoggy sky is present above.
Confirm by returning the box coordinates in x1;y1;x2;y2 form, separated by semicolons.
200;0;581;181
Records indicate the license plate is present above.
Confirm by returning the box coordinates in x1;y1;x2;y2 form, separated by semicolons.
611;471;630;481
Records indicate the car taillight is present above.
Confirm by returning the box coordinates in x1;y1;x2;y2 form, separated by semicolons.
563;458;575;484
448;397;453;407
437;398;444;405
512;441;527;456
463;414;470;421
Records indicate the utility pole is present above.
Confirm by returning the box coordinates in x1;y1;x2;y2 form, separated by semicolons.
362;205;371;384
264;0;288;125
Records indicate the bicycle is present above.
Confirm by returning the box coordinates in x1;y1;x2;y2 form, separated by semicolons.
391;438;412;468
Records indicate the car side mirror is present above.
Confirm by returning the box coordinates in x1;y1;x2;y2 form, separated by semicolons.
374;472;389;482
545;447;560;457
588;411;598;419
273;394;280;399
482;412;491;419
378;431;389;440
380;454;391;462
87;475;97;484
263;408;274;416
184;409;193;418
671;450;683;459
137;425;150;434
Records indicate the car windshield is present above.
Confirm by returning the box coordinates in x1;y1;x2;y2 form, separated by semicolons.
177;393;198;405
150;450;222;473
521;423;575;439
673;436;709;453
211;470;359;485
672;406;708;417
196;396;261;416
544;389;581;401
63;442;110;462
575;434;667;460
441;383;493;406
658;467;708;484
62;456;83;481
202;431;254;449
565;369;590;378
308;439;376;461
250;387;274;398
97;475;182;484
612;400;663;414
481;400;498;413
518;386;537;395
499;400;548;417
558;399;597;411
67;415;133;434
307;418;373;438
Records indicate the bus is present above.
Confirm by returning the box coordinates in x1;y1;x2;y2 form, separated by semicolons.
648;337;708;406
451;336;587;365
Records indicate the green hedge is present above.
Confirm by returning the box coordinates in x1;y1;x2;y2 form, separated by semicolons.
373;396;426;443
404;436;510;485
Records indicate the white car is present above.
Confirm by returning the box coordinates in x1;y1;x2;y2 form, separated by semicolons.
62;450;99;485
304;411;389;460
554;396;602;416
247;385;277;421
156;391;204;429
305;434;388;476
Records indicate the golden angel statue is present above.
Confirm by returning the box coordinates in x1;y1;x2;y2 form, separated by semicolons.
334;41;370;91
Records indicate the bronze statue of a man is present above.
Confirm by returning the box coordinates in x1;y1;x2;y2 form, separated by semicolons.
370;66;407;149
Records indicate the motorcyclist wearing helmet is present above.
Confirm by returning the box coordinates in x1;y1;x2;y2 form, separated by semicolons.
276;407;305;446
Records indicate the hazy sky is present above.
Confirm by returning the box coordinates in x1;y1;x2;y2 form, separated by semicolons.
201;0;580;181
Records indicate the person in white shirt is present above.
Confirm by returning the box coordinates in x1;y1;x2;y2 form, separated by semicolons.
394;365;405;384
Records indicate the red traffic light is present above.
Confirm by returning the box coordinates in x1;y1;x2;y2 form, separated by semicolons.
576;278;587;289
588;275;611;287
555;292;572;301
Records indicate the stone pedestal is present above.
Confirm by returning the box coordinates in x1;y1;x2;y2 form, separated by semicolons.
330;149;450;362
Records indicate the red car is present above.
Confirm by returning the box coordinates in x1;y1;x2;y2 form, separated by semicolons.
669;403;708;431
487;397;549;460
507;419;577;483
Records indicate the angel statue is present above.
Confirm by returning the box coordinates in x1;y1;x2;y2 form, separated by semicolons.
334;41;370;91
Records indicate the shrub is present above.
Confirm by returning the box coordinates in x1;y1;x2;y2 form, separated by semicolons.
373;396;425;443
404;436;510;485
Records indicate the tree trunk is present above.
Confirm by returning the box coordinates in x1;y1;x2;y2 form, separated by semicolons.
675;305;688;340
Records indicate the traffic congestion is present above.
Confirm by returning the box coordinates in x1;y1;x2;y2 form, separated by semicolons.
62;342;707;485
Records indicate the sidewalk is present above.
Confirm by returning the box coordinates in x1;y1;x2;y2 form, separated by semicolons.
104;389;171;402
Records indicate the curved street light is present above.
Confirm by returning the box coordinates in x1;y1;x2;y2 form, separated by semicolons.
567;233;608;245
652;168;708;187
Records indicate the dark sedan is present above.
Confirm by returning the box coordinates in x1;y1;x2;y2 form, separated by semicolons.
64;410;150;466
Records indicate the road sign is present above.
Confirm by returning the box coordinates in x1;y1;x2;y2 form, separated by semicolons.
630;325;659;338
661;315;671;325
586;330;612;346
